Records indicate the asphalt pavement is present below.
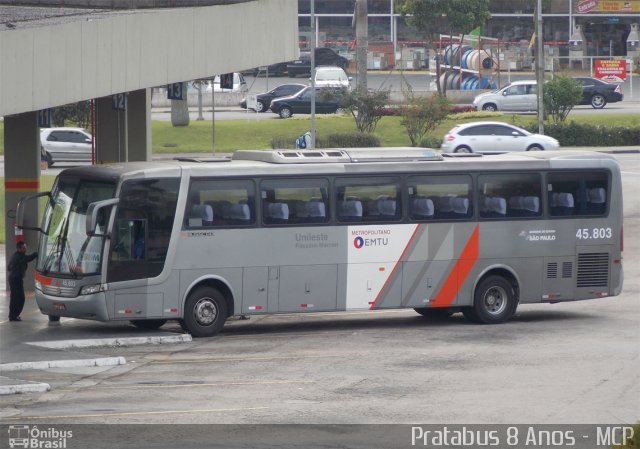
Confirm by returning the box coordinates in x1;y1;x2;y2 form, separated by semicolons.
0;243;191;395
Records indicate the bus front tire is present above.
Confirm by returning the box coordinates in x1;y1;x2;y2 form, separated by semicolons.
182;286;227;338
130;319;167;330
464;275;517;324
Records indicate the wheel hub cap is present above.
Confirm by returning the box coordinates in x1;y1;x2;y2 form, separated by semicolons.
194;298;217;325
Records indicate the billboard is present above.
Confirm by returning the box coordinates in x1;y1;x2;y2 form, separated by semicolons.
594;59;628;82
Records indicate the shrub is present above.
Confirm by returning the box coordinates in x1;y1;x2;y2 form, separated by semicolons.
449;105;476;114
418;135;442;149
543;75;583;123
399;89;451;147
341;87;390;133
318;132;380;148
524;121;640;147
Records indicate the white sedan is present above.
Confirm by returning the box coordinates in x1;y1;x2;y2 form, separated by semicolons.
40;128;93;166
440;121;560;154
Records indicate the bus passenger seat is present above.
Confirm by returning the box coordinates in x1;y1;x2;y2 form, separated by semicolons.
436;196;455;214
189;204;214;227
339;200;363;221
522;196;540;215
482;196;506;217
587;188;606;214
509;196;539;216
452;197;469;216
377;198;397;217
412;198;434;219
551;192;574;216
227;203;251;224
264;202;289;224
304;201;326;222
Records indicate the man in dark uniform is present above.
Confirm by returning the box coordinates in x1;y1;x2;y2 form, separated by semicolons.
7;241;38;322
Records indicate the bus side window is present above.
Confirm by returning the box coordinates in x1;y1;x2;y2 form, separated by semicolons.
260;178;330;226
408;175;472;221
547;171;608;217
479;173;541;219
335;176;401;223
188;179;255;227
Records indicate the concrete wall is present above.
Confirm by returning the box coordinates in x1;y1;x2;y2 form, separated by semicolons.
0;0;299;116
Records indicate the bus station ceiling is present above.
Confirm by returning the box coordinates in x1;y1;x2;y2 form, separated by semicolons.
0;0;298;116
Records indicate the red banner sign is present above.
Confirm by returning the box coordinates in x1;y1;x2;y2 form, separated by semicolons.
595;59;627;82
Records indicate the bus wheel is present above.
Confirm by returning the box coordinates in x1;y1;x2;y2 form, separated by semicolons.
467;275;517;324
183;287;227;337
414;307;454;319
130;319;167;330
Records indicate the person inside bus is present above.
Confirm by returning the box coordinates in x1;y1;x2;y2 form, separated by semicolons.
7;241;38;322
133;222;145;260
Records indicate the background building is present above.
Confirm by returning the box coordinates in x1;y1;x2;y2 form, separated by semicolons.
296;0;639;70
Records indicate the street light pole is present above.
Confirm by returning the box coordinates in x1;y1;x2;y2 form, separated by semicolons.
310;0;316;150
536;0;545;134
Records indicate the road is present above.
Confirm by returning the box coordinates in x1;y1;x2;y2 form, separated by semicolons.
0;155;638;447
152;72;639;121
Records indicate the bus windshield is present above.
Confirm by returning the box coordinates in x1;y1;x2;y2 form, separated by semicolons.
38;177;116;276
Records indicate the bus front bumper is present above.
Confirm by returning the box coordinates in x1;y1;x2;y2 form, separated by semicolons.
35;290;109;321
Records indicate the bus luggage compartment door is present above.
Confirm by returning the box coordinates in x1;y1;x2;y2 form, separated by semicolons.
278;265;337;312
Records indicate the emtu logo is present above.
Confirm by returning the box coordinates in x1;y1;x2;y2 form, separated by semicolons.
353;236;365;248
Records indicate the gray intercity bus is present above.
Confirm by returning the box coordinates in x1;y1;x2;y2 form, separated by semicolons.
17;149;624;337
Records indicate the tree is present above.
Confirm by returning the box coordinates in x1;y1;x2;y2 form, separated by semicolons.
543;75;583;123
397;0;491;96
399;87;451;147
52;101;91;128
340;87;390;134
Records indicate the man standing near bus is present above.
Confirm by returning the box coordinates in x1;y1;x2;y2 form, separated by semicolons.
7;241;38;322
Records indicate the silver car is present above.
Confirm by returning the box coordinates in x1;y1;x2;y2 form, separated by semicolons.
440;121;560;154
473;80;537;112
40;128;93;166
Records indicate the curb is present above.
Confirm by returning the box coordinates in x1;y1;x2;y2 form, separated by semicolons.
0;378;50;395
0;356;127;373
25;334;192;350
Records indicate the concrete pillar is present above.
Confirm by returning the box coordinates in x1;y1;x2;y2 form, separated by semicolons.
3;112;41;290
127;89;152;162
95;89;151;163
95;95;128;164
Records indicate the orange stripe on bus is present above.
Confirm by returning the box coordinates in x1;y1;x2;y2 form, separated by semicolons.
431;224;479;308
369;224;421;310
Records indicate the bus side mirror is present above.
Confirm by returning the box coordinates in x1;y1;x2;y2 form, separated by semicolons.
16;192;51;234
86;198;119;236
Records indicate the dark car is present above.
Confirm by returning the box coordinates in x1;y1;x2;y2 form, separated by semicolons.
249;62;290;77
240;83;307;113
574;77;623;109
269;86;344;118
287;48;349;77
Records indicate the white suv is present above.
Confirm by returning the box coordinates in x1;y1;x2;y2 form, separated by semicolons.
473;80;537;112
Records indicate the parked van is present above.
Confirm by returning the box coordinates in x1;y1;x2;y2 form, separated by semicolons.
206;73;248;93
313;66;351;90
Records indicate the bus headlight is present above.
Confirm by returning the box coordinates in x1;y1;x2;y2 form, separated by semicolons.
80;284;103;295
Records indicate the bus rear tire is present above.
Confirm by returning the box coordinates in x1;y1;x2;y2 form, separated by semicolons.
183;286;227;337
130;319;167;330
465;275;517;324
